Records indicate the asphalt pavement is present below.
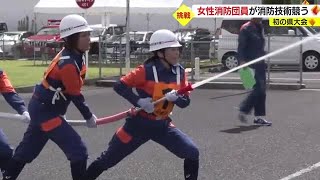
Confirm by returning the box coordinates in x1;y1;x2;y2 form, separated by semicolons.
193;71;320;89
1;88;320;180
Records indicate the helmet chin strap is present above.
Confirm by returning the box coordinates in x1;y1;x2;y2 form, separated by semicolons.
160;49;176;67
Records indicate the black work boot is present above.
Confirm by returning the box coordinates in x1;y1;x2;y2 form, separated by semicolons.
2;159;25;180
70;160;87;180
184;159;199;180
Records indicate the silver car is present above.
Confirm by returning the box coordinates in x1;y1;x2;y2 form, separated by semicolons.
0;31;34;58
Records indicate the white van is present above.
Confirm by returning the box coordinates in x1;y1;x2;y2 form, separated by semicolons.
89;24;126;55
217;18;320;71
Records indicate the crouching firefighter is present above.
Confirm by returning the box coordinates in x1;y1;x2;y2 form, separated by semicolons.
84;29;200;180
2;14;98;180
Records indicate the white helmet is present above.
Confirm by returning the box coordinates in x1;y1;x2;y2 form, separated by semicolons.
59;14;92;39
149;29;181;52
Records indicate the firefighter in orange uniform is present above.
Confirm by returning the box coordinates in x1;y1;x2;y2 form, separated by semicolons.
2;14;97;180
85;29;199;180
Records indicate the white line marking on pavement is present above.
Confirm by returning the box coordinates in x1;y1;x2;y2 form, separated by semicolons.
300;89;320;92
213;77;320;81
269;78;320;81
279;162;320;180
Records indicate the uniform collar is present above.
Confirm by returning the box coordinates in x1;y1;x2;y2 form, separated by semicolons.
63;48;84;60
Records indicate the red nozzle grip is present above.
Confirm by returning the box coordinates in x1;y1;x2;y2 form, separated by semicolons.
177;83;193;95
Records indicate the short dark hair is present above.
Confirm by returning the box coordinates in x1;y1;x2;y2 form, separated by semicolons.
144;51;159;64
63;33;79;50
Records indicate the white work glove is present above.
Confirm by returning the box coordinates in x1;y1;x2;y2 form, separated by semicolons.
86;114;97;128
165;90;179;102
21;111;31;123
137;97;154;113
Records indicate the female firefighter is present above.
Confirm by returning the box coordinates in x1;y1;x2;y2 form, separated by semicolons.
0;70;30;172
2;14;97;180
84;29;199;180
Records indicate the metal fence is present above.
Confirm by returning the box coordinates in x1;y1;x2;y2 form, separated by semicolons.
203;34;306;88
93;34;218;78
2;31;316;89
0;32;63;64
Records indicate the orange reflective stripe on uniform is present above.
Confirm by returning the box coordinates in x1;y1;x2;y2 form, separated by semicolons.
152;66;180;118
116;126;132;144
42;78;50;89
80;63;87;81
41;117;63;132
80;69;86;79
43;49;64;80
41;49;68;104
80;62;87;76
73;58;87;81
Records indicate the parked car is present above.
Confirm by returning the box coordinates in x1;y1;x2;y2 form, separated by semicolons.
101;31;153;60
0;31;34;58
89;24;126;55
175;28;213;60
23;19;63;58
217;18;320;71
116;31;153;44
209;28;221;59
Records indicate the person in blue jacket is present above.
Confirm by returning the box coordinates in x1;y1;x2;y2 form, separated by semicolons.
84;29;199;180
0;70;30;173
237;18;272;126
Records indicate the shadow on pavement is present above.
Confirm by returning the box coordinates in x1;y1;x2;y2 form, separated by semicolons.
220;125;262;134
